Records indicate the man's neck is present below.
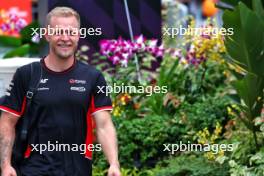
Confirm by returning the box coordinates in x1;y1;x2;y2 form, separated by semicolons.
45;53;75;72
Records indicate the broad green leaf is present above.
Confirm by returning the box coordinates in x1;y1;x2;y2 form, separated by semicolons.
220;0;252;9
0;36;22;47
223;2;264;76
252;0;264;20
3;44;30;58
232;72;263;116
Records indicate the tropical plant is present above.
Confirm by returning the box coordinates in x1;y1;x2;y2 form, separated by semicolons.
222;0;264;149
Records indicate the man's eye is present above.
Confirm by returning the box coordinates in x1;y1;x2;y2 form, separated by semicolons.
55;29;63;35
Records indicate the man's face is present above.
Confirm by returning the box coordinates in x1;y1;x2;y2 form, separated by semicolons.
45;16;80;59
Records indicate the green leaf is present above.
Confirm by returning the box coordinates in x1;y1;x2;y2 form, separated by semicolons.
0;36;22;47
252;0;264;20
20;21;40;43
223;2;264;77
158;59;179;86
220;0;252;9
232;72;263;116
3;44;30;58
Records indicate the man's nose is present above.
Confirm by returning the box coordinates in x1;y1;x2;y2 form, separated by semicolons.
60;33;70;41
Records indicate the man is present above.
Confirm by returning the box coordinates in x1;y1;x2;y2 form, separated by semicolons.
0;7;120;176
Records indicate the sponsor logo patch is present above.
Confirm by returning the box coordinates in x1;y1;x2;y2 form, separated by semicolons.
69;79;86;84
38;87;50;91
40;79;49;84
70;86;86;92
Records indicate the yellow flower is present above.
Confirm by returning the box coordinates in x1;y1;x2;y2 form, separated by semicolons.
204;152;215;160
112;101;117;108
184;19;226;64
218;150;225;157
195;122;226;161
113;106;122;117
214;122;222;136
119;93;132;106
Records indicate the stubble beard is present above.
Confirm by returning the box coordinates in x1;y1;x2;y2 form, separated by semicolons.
52;43;77;59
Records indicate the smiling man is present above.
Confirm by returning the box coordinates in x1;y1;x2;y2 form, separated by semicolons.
0;7;120;176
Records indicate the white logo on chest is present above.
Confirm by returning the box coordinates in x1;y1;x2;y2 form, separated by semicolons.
40;79;49;84
38;87;50;91
70;86;86;92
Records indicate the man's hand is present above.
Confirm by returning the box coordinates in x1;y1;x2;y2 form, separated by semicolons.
1;164;17;176
107;164;121;176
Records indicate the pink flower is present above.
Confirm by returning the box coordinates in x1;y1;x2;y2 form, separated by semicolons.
0;12;27;35
110;55;121;65
153;44;164;57
166;49;182;58
99;35;164;67
135;35;145;45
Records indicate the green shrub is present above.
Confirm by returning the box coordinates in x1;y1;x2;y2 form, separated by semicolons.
115;114;180;168
152;154;229;176
93;95;230;169
176;96;230;134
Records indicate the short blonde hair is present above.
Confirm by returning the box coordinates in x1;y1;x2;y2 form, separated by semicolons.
46;7;80;28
